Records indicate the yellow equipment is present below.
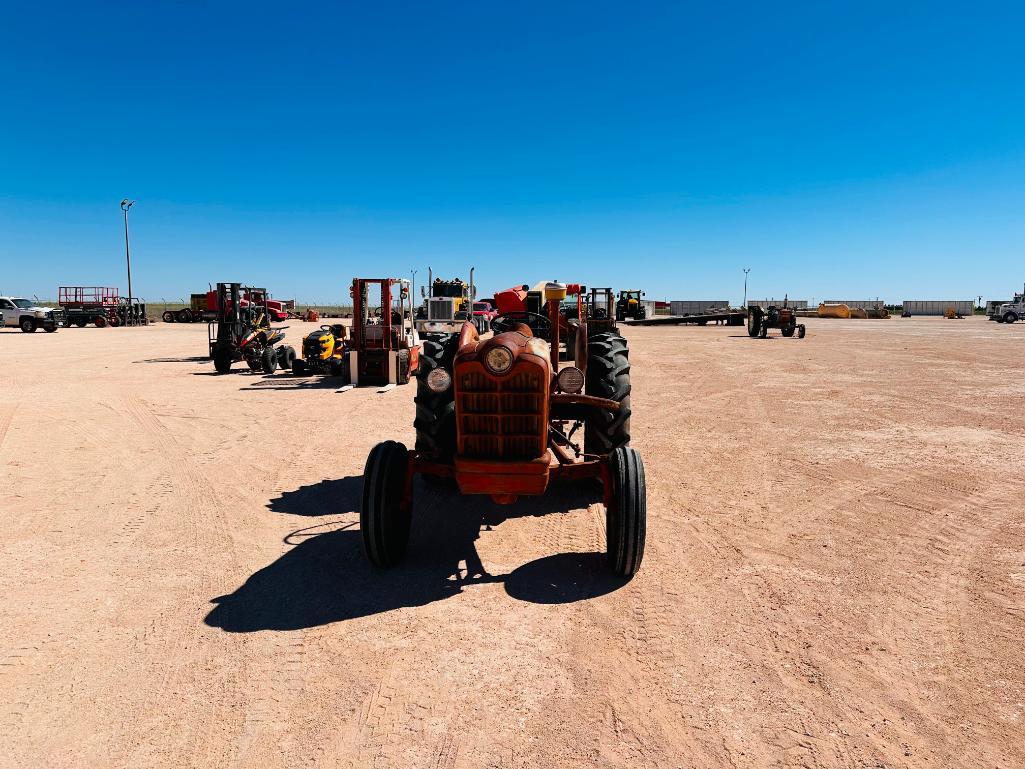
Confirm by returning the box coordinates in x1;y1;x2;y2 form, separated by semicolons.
817;303;851;319
293;324;348;375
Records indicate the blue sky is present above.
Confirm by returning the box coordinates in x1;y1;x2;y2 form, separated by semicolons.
2;1;1023;304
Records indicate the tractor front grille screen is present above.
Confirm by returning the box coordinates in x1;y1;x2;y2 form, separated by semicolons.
456;364;547;460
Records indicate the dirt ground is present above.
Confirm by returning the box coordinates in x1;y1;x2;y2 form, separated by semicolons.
1;316;1023;769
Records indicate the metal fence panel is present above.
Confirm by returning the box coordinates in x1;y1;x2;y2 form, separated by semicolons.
748;298;809;309
669;300;730;315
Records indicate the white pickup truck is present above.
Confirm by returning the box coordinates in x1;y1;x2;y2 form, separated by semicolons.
0;297;63;332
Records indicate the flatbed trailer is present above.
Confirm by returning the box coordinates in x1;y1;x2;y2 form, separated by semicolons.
621;310;745;326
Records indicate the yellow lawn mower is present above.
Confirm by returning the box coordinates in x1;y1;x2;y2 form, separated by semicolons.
292;324;348;376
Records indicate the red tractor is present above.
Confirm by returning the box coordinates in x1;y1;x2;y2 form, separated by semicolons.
362;280;645;577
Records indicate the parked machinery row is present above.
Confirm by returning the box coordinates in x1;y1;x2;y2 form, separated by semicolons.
165;288;291;324
208;278;420;387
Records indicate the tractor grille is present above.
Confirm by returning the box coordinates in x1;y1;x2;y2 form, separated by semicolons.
455;362;547;460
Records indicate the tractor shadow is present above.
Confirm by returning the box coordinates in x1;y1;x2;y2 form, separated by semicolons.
137;356;212;363
204;476;626;632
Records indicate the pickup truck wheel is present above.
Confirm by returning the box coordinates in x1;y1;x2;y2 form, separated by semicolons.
606;447;646;576
20;318;36;332
361;441;412;567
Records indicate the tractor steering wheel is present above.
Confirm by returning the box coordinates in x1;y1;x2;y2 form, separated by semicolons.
490;312;552;338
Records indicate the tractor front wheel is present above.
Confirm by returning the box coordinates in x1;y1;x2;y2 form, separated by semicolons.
361;441;412;567
261;346;279;374
797;324;807;338
781;324;795;337
606;447;646;576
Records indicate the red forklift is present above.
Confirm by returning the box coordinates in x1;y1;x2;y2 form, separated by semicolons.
348;278;421;386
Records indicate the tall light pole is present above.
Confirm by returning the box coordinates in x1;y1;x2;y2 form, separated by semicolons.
121;199;136;302
411;269;417;311
742;268;751;308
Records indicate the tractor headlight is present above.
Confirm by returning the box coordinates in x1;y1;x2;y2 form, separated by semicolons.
557;366;584;393
426;368;451;393
485;346;514;374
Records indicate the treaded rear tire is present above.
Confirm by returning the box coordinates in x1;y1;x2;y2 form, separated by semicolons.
414;332;458;461
797;324;807;339
747;309;761;337
606;447;646;576
214;346;233;374
361;441;411;567
261;346;279;374
585;332;631;455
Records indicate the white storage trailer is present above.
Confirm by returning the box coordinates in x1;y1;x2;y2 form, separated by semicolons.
901;300;974;316
669;300;730;315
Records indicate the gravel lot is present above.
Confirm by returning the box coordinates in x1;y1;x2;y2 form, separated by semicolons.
1;316;1023;768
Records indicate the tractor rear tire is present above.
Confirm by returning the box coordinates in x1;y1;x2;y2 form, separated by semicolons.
214;347;233;374
584;332;631;455
606;447;646;577
797;324;807;339
361;440;412;568
162;311;175;323
261;347;279;374
414;332;458;461
747;310;761;337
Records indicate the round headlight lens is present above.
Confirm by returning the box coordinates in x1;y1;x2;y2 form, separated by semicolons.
485;346;514;374
557;366;584;393
426;368;451;392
